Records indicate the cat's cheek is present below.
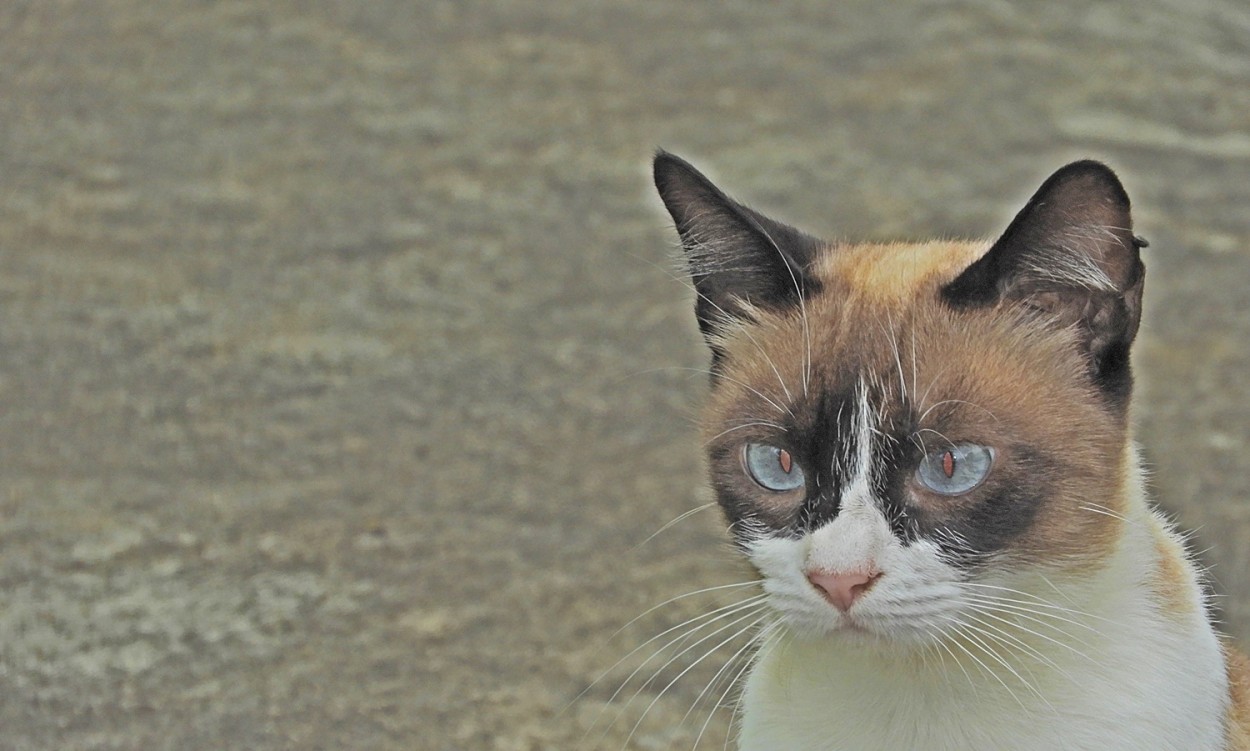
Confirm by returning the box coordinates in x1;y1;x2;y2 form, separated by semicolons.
717;488;805;541
852;539;970;641
745;535;846;634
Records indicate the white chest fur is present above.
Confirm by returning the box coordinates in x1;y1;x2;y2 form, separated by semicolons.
737;515;1230;751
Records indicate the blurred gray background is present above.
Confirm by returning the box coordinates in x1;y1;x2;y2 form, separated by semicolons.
1;1;1248;749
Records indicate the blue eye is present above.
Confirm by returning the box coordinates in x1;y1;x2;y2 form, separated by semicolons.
743;443;805;492
915;443;994;495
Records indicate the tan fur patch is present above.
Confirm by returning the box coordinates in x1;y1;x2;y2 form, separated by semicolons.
1147;511;1198;618
1225;643;1250;749
814;240;986;306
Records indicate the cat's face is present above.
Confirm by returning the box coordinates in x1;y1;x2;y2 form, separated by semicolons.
655;153;1146;645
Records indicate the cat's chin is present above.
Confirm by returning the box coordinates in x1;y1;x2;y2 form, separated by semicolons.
781;611;944;651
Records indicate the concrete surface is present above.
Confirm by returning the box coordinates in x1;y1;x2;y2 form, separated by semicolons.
1;1;1249;749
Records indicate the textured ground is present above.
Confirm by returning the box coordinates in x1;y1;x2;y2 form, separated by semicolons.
2;1;1249;749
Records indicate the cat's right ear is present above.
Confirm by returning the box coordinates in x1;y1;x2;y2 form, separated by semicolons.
653;151;822;362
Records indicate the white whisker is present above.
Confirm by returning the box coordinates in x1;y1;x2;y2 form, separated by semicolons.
625;249;799;412
949;621;1039;710
724;625;788;750
703;421;785;446
586;596;767;746
1079;502;1129;522
959;608;1072;677
636;503;720;549
922;612;982;700
958;620;1057;713
915;427;958;451
960;595;1104;647
619;611;772;750
917;398;1000;425
954;581;1115;628
572;586;764;729
685;619;779;748
610;581;764;641
946;622;1027;709
743;220;812;401
962;601;1097;671
663;367;793;418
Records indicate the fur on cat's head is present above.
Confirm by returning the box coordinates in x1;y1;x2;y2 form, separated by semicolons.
654;152;1147;643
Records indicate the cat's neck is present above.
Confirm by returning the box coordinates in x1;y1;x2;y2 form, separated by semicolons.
737;447;1229;751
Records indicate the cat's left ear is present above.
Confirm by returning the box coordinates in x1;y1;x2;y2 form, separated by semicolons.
942;160;1146;404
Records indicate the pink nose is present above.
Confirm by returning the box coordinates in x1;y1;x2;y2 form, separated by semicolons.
806;569;882;612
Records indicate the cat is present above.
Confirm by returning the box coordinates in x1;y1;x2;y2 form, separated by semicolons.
652;151;1250;750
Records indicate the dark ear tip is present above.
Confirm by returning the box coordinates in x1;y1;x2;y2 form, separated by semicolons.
1048;159;1130;207
653;149;688;172
1053;159;1119;181
653;149;693;187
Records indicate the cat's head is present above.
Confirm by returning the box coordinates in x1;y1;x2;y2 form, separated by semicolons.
654;152;1146;644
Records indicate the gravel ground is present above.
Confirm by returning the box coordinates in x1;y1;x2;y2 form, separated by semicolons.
2;1;1249;749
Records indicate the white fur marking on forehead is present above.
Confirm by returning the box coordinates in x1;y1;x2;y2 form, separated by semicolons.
851;380;873;488
832;380;873;486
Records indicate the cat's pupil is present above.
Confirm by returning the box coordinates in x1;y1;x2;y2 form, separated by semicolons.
778;449;793;474
942;450;956;478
